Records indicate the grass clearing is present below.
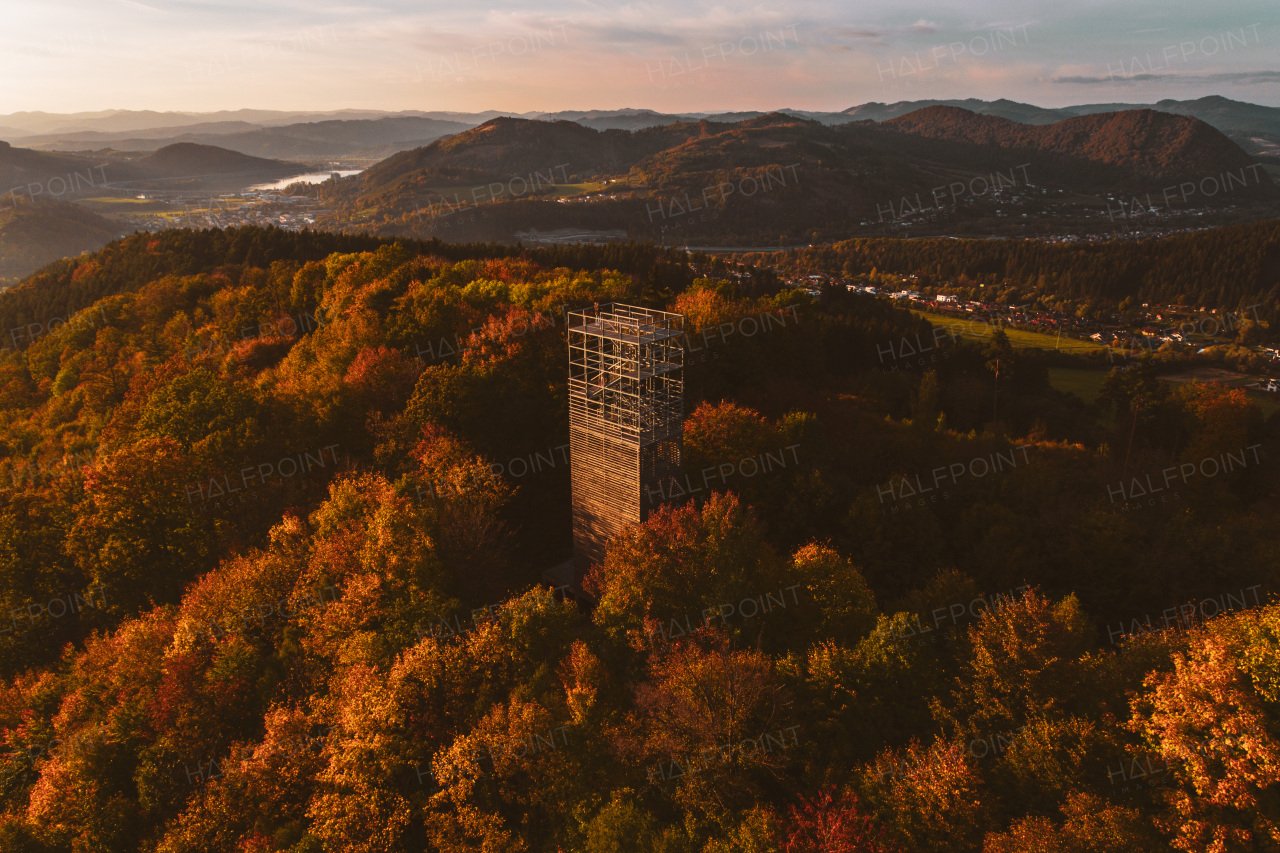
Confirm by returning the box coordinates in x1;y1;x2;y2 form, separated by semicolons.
1048;367;1108;403
1048;365;1280;416
78;197;158;205
1162;367;1280;416
913;309;1107;354
1247;390;1280;417
421;181;610;201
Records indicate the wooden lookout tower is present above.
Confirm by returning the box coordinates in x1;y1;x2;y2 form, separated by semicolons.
567;303;684;578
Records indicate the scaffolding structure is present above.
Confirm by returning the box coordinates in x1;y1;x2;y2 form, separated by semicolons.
568;303;684;576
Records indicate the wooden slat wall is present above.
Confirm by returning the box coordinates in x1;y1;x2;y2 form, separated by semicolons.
567;304;684;579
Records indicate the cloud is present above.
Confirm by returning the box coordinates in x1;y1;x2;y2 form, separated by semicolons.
830;19;942;44
1054;69;1280;85
109;0;166;12
1054;73;1164;84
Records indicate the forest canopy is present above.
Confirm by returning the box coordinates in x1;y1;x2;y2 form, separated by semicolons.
0;225;1276;852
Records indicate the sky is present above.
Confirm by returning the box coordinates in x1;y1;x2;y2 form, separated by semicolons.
0;0;1276;114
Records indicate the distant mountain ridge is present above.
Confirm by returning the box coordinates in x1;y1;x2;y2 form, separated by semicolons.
3;99;1275;275
15;117;476;162
0;141;304;198
846;96;1280;157
5;96;1277;160
358;117;708;196
843;95;1280;131
6;96;1275;133
845;98;1068;124
881;107;1258;179
344;106;1270;202
0;108;476;136
315;106;1276;246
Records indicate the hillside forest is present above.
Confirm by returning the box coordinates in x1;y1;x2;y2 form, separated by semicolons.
0;226;1276;852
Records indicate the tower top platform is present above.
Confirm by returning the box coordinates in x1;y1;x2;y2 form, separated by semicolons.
567;303;684;344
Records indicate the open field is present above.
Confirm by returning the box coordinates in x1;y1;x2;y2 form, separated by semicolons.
1162;366;1280;416
1047;364;1280;416
1161;366;1254;385
422;181;610;200
1047;367;1108;403
1238;390;1277;416
913;310;1107;354
78;197;161;205
918;310;1279;415
78;197;257;217
78;197;174;214
146;199;254;221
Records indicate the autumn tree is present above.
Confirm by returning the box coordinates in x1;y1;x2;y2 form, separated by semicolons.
64;438;216;614
940;590;1095;740
778;787;897;853
1132;606;1280;852
632;634;797;820
586;492;789;647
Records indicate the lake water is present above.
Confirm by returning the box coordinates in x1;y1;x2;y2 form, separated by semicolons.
249;170;362;191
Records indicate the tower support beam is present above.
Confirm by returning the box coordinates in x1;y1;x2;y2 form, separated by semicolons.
567;303;684;578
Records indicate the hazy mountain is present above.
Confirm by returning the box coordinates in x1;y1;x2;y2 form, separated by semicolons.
1062;96;1280;134
17;117;475;161
0;109;496;139
315;108;1275;246
527;108;855;131
0;140;304;197
843;95;1280;129
353;107;1270;201
0;142;114;198
10;98;1278;162
844;96;1280;157
203;117;474;160
139;142;294;176
351;117;704;205
530;110;692;131
843;98;1067;124
18;121;266;145
1143;97;1280;157
699;109;854;125
10;97;1278;137
0;110;213;136
881;107;1258;180
0;110;344;136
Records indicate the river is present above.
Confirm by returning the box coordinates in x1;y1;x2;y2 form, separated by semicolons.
249;170;363;191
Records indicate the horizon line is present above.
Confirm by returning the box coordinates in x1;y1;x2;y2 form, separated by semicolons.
3;93;1279;119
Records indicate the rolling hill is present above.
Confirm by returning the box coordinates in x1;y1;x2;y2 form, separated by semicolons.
353;117;706;197
0;140;306;198
844;95;1280;129
7;98;1279;161
0;200;122;283
880;107;1259;180
0;141;111;199
14;117;474;162
140;142;299;178
315;107;1277;246
845;96;1280;158
844;98;1068;124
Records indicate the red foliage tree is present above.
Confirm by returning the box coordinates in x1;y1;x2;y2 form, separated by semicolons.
779;788;897;853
